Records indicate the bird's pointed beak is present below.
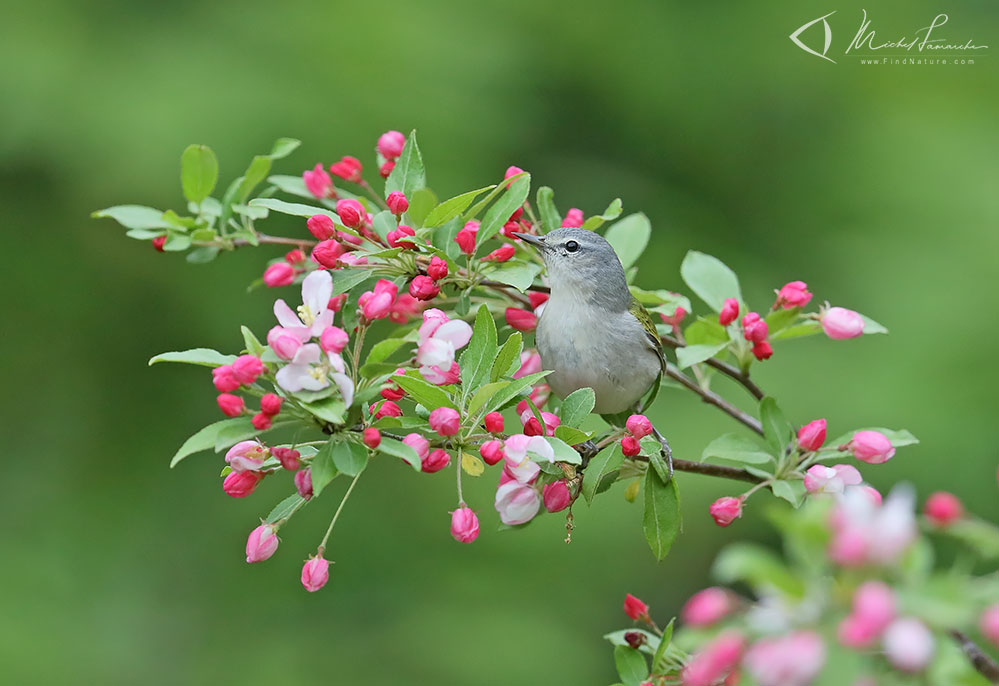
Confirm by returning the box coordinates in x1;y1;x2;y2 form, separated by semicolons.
514;232;548;252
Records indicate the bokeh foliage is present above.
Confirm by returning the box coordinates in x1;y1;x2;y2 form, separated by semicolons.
1;0;997;683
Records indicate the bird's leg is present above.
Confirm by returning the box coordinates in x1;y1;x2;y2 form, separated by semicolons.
573;439;599;468
650;425;674;483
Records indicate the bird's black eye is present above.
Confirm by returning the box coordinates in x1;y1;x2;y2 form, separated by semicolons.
565;240;579;253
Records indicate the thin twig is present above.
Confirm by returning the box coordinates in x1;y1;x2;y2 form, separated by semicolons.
665;364;764;436
660;334;764;400
949;630;999;683
631;455;763;484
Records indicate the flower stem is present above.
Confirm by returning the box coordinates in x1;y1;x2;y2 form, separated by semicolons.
318;471;362;556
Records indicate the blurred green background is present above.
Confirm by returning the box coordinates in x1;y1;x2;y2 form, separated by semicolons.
2;0;998;683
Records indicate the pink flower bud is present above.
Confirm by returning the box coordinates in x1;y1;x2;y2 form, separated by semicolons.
328;294;347;312
744;632;825;686
852;581;896;633
505;307;538;332
858;485;883;505
152;235;166;251
260;393;283;416
231;355;265;385
797;418;827;451
980;604;999;648
561;208;584;228
850;430;895;464
482;244;515;262
223;470;263;498
245;524;279;563
377;130;406;160
924;491;963;526
371;400;403;420
883;618;934;672
270;446;299;471
338;229;363;247
428;407;461;437
379;160;395;178
621;436;641;457
311;239;346;269
450;506;480;543
386;191;409;214
294;468;313;499
659;307;687;329
316;327;348;356
263;262;295;288
742;312;768;342
389;294;422;324
426;256;449;281
362;427;381;450
303;163;333;199
251;412;272;430
402;433;430;462
225;441;266;472
217;393;245;417
719;298;739;326
454;223;478;255
409;275;440;301
335;199;365;228
504;165;524;180
709;496;744;527
480;439;505;465
542;480;571;513
422;448;451;473
267;326;302;361
623;593;649;620
822;306;864;339
306;214;336;241
484;412;504;434
387;224;416;249
285;248;305;265
358;279;398;320
775;280;812;309
212;365;240;392
752;340;773;361
329;155;362;183
529;291;549;310
682;631;745;686
682;587;733;627
626;414;653;439
301;555;330;591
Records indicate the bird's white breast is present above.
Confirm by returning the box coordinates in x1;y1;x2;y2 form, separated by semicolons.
536;290;660;414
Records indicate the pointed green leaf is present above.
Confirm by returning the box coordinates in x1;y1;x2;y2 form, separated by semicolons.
491;332;523;382
149;348;235;368
393;375;457;410
643;468;681;560
181;144;219;204
92;205;173;230
378;437;422;470
332;440;368;476
385;130;426;197
559;387;595;428
604;213;651;269
301;397;346;424
702;433;775;464
477;174;531;246
759;397;792;455
265;494;306;524
582;444;624;504
483;371;550;414
536;186;562;231
483;261;540;292
581;198;623;230
614;646;648;686
170;418;247;468
676;343;728;369
424;185;496;228
310;439;339;495
680;250;743;312
459;305;498;394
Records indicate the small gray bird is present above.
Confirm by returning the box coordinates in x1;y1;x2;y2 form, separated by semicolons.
515;228;673;477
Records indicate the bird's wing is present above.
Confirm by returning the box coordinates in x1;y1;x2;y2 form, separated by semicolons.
629;296;666;375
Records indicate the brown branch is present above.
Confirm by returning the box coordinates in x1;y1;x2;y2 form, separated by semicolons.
660;334;764;400
665;364;764;436
950;630;999;683
633;455;763;483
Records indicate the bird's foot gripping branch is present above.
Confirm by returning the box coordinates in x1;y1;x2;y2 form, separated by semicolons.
94;131;997;684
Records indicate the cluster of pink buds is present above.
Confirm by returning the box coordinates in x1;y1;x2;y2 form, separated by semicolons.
741;312;772;361
214;355;267;418
504;291;549;333
621;413;653;456
376;130;406;178
263;250;310;288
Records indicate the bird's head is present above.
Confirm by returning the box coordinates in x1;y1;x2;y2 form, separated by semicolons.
514;228;629;310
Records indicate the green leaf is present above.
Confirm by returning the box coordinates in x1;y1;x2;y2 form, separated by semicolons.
331;268;374;296
213;418;292;453
764;307;800;335
484;371;550;414
861;314;888;334
424;185;495;228
613;645;648;686
460;305;498;394
301;397;346;424
553;425;591;446
713;542;805;598
643;468;681;560
676;343;728;369
170;418;248;467
310;439;339;496
771;479;806;507
679;250;743;312
682;318;729;345
535;186;562;231
181;144;219;204
559;388;595;428
149;348;235;368
544;436;582;465
332;440;368;476
770;321;821;340
944;519;999;560
407;188;437;227
394;375;457;410
240;326;265;357
702;433;774;464
491;332;523;382
477;174;531;246
582;444;624;504
464;172;526;221
163;233;192;252
365;337;410;368
265;494;305;524
248;198;339;221
468;381;511;416
759;397;792;456
385;130;426;198
483;261;540;292
266;174;314;199
92;205;173;230
269;137;301;159
651;618;675;673
378;437;422;470
581;198;623;230
604;213;651;270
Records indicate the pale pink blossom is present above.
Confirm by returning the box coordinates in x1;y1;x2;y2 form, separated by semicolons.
273;269;335;341
682;587;733;627
883;618;934;672
804;464;862;494
494;481;541;525
514;350;542;379
225;440;267;473
421;361;460;386
743;631;826;686
275;343;354;404
838;581;896;648
822;306;865;339
828;485;917;567
980;604;999;647
416;309;472;382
